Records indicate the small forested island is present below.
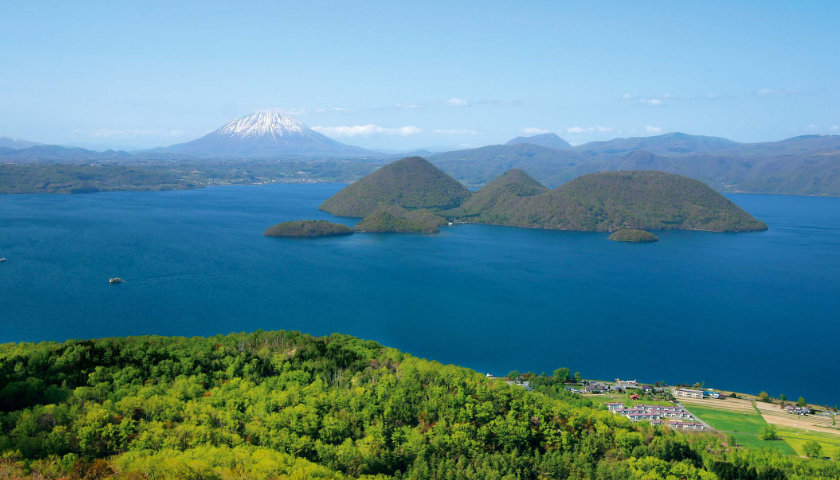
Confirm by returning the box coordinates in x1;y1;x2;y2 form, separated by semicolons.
319;156;471;217
609;229;659;243
0;330;837;479
354;205;447;234
263;219;353;238
319;156;768;234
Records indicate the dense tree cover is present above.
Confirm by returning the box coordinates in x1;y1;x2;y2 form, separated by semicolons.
1;331;838;479
608;230;658;243
263;220;353;238
354;206;446;234
445;169;548;225
0;164;188;194
322;159;766;234
319;157;472;217
0;160;383;195
450;170;767;233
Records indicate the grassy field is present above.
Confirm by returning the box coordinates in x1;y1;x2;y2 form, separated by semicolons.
776;425;840;459
584;392;673;407
682;403;797;455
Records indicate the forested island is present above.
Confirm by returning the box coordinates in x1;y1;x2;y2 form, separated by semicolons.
609;229;659;243
319;157;471;217
354;206;447;234
319;157;767;234
263;220;353;238
1;330;837;479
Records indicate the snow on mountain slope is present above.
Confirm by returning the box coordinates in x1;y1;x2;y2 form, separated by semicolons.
160;111;373;158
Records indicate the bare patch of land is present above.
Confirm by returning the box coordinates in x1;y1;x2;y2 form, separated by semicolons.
754;401;840;435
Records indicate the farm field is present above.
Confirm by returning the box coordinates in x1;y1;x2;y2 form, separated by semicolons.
681;402;797;455
754;400;840;434
776;426;840;459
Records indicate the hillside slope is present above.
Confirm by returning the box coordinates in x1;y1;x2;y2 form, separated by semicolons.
451;170;767;232
447;168;548;224
505;133;573;150
319;156;471;217
2;330;836;479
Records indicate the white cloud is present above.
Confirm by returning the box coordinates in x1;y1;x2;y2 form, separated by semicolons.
313;107;348;113
621;93;665;105
830;125;839;131
522;127;550;135
72;128;187;138
645;125;663;134
312;125;422;136
447;97;469;107
755;88;803;97
433;129;478;135
566;126;613;134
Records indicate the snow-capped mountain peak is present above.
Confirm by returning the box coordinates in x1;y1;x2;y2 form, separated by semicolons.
161;110;372;158
217;111;310;139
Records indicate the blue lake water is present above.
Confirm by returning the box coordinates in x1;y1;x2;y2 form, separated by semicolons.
1;184;838;405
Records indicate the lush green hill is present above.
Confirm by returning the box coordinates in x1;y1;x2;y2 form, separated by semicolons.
2;330;837;479
355;206;446;234
319;157;471;217
609;229;659;243
450;170;767;232
264;220;353;238
445;169;548;224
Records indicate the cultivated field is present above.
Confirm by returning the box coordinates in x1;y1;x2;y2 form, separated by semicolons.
681;402;796;454
754;400;840;434
682;396;840;458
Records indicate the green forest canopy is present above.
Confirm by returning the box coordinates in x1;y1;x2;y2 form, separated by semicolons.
1;330;836;479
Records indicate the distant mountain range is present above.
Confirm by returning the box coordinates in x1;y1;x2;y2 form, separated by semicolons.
0;135;40;150
0;111;376;162
429;132;840;196
2;119;840;196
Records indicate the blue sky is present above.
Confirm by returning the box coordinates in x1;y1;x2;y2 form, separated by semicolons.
1;1;838;150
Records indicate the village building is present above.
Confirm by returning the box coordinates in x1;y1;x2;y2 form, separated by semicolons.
607;403;705;430
673;388;704;399
615;378;639;389
669;421;705;430
785;406;813;415
584;382;608;393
